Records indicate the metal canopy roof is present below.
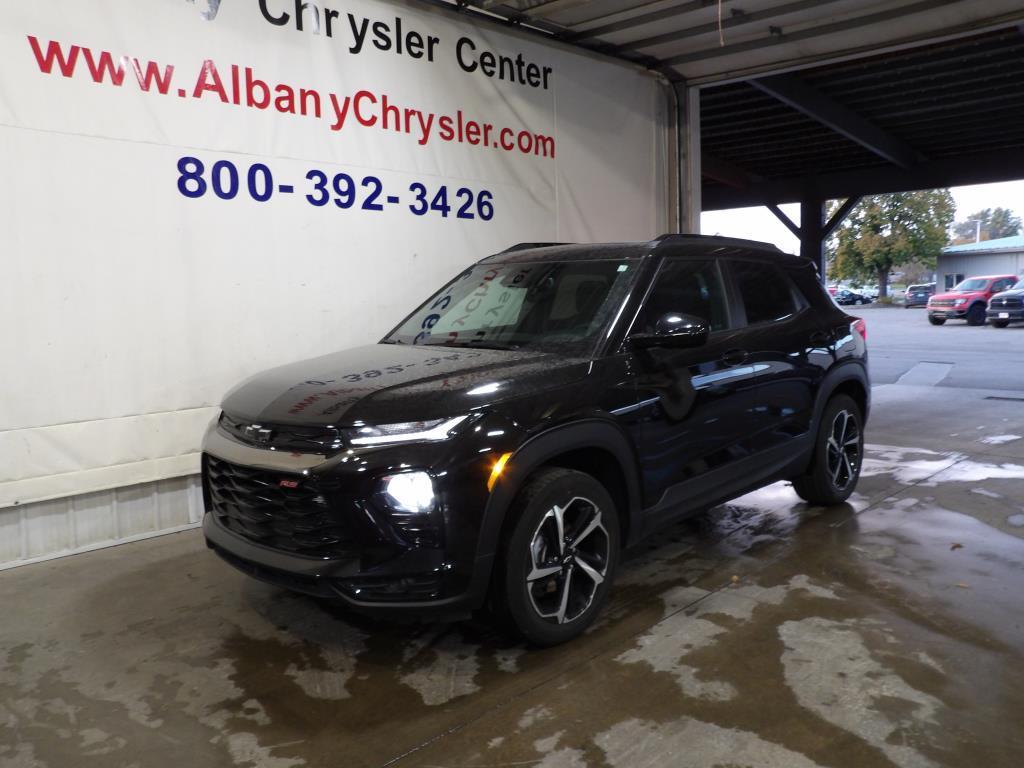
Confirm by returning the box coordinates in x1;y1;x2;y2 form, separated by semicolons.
438;0;1024;211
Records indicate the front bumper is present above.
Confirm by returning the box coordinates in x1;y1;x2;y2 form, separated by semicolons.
928;307;968;319
987;308;1024;323
200;421;506;615
203;512;490;615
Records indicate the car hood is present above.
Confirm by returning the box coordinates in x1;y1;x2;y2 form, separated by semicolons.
930;290;984;301
993;289;1024;299
220;344;591;426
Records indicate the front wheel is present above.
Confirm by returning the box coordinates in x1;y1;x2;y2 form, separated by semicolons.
792;394;864;506
498;468;619;646
967;304;986;326
928;316;946;325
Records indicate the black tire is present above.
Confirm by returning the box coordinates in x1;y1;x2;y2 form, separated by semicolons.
991;320;1010;328
928;316;945;325
967;304;986;326
792;394;864;506
496;467;619;646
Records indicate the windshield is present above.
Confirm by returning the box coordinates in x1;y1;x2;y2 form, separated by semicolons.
385;259;638;354
954;278;989;291
1012;280;1024;291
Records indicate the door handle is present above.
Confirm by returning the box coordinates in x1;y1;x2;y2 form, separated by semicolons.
721;349;748;366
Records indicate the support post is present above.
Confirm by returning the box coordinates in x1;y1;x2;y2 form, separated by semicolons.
800;197;826;284
674;82;701;233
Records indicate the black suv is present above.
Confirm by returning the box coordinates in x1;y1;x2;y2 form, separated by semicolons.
202;235;869;645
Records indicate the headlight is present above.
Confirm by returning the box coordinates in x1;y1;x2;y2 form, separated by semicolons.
954;299;967;306
345;415;468;446
378;471;435;514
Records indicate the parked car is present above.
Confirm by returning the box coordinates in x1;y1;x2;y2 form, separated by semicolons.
927;274;1019;325
201;235;869;645
834;289;873;305
987;277;1024;327
904;283;935;308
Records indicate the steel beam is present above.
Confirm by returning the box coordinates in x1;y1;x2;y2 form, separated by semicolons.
701;148;1024;210
567;1;724;42
750;74;923;168
619;0;844;53
800;198;826;282
702;153;759;190
824;196;863;240
767;204;801;239
675;82;702;233
660;0;967;68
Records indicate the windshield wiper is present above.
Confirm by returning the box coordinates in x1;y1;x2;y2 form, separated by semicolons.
467;342;521;351
419;341;521;351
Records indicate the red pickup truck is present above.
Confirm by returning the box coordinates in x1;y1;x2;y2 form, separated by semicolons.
927;274;1019;326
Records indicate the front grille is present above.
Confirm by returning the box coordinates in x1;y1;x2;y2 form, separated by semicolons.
992;297;1023;309
205;456;355;559
220;413;345;454
929;299;954;307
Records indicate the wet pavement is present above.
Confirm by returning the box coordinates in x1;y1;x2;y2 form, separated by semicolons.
3;381;1024;767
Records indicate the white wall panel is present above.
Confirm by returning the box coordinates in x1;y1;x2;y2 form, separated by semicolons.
0;508;23;564
0;0;669;517
0;477;202;570
24;499;73;559
71;490;119;549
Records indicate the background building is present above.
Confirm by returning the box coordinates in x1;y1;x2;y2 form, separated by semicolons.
938;235;1024;289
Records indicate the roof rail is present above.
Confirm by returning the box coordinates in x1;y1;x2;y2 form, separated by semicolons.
500;242;571;253
651;233;784;252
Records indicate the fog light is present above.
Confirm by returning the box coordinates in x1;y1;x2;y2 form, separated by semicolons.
380;471;435;514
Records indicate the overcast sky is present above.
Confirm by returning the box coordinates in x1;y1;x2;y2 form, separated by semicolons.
700;180;1024;254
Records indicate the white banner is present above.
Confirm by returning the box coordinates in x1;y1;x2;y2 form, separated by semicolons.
0;0;670;507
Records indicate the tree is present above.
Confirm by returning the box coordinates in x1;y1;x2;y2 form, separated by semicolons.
829;190;954;298
952;207;1021;243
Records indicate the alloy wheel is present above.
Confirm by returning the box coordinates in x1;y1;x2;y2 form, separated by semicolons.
526;496;609;624
827;409;861;490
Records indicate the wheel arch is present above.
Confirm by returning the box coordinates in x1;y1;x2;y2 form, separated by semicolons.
813;362;870;432
476;419;642;565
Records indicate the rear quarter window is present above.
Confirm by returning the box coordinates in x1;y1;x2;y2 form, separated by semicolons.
731;260;803;325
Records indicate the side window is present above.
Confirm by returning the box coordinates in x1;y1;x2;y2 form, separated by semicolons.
993;278;1014;293
634;260;729;334
731;260;800;325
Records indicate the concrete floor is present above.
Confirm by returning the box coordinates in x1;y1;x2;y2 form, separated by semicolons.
3;308;1024;768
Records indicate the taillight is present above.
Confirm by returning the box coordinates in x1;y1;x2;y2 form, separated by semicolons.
852;318;867;342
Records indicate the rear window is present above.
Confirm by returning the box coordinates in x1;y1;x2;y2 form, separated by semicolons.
731;261;800;325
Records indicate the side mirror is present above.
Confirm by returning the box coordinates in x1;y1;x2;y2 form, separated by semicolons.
630;313;710;349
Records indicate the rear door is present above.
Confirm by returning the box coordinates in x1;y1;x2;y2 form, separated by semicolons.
719;258;819;467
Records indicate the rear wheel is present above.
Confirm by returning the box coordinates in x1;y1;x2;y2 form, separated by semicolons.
928;316;945;325
992;320;1010;328
967;304;986;326
792;394;864;506
498;468;619;646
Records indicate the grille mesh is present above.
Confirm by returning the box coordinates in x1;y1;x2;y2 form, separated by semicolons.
205;456;355;558
992;297;1023;309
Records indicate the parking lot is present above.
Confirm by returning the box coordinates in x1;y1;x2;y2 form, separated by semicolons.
869;303;1024;391
3;306;1023;768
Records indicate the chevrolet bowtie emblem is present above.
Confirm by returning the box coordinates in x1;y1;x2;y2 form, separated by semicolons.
244;425;274;444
